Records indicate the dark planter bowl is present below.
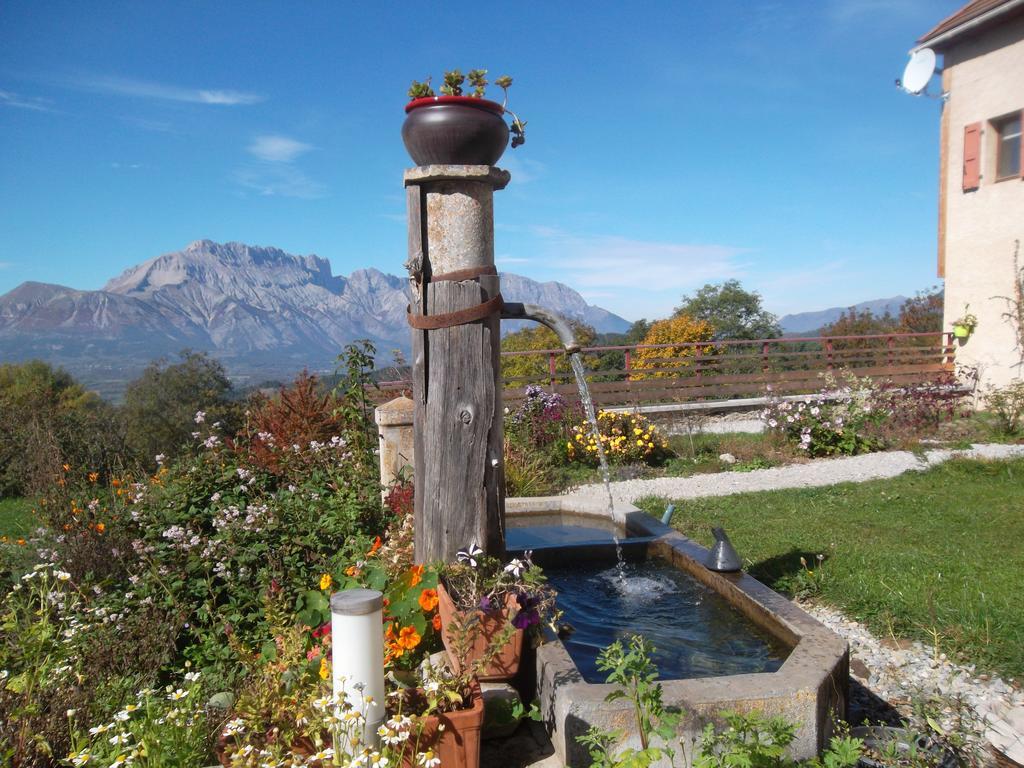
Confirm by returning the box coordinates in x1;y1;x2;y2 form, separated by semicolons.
402;96;510;166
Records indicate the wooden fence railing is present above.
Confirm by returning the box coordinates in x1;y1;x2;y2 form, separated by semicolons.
372;332;957;408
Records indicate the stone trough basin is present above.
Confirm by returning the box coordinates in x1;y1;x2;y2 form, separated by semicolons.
504;497;849;766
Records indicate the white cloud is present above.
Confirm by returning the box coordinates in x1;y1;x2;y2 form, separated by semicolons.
496;256;532;265
235;165;326;199
248;135;313;163
523;227;749;320
68;74;262;105
0;261;13;270
0;89;53;111
110;162;144;170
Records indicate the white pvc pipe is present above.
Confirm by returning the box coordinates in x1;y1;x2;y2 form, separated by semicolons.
331;588;385;744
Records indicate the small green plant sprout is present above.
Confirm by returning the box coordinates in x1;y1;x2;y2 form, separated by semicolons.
407;69;527;148
467;68;488;97
440;68;466;96
408;77;434;99
576;634;683;766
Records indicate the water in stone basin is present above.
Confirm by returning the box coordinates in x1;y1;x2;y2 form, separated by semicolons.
545;557;791;684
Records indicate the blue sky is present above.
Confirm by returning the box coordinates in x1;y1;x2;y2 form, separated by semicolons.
0;0;961;321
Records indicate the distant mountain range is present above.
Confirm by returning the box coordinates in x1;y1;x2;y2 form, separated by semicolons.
0;240;630;398
778;296;908;335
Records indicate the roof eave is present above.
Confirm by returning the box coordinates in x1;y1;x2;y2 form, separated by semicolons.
914;0;1024;52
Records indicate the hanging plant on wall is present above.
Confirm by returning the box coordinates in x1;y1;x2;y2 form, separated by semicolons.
402;69;526;166
952;305;978;339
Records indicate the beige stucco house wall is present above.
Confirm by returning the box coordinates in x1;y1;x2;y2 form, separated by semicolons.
920;4;1024;392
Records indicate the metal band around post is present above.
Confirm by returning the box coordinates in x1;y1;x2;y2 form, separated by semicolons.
407;293;504;330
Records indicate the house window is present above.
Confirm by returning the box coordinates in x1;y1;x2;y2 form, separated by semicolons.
994;112;1022;181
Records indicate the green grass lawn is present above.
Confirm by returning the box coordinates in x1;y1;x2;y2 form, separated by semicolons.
0;497;36;538
636;457;1024;680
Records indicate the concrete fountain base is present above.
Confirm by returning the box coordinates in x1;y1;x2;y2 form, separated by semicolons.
505;498;849;766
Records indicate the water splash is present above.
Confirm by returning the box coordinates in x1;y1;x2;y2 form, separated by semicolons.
569;352;613;513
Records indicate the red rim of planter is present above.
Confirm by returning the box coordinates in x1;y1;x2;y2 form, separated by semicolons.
405;95;504;115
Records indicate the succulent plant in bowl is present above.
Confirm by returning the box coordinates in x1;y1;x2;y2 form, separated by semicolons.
402;69;527;166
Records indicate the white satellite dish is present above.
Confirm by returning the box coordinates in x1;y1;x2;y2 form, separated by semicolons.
901;48;936;94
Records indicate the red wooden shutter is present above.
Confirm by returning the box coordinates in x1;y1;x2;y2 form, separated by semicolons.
963;122;981;191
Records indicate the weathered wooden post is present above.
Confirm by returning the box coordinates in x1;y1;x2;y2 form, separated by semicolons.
405;165;510;563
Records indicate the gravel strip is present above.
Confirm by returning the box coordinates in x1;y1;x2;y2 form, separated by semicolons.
799;600;1024;763
564;444;1024;506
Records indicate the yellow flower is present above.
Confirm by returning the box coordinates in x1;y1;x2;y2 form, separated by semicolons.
634;428;643;435
319;656;330;679
319;573;332;591
637;439;645;446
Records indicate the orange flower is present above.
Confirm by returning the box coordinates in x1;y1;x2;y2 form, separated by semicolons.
367;536;382;556
95;522;105;534
418;588;439;612
319;656;330;680
432;613;442;631
88;472;99;483
345;565;359;577
408;564;424;587
16;538;26;546
397;626;421;650
62;463;70;472
111;478;121;488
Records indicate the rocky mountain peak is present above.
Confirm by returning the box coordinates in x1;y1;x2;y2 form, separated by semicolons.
1;240;630;396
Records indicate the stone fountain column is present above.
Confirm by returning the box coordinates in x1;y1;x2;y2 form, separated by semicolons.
404;165;509;563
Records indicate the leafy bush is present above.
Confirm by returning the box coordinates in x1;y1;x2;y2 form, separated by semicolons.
763;371;969;457
122;350;242;469
985;379;1024;435
503;385;580;495
567;410;669;466
0;361;127;497
630;315;714;380
501;322;597;381
761;385;883;458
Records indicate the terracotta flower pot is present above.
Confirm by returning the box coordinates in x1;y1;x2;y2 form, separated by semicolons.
401;96;510;166
401;681;484;768
437;582;524;682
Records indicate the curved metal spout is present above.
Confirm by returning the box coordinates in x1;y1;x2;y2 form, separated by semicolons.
501;302;581;354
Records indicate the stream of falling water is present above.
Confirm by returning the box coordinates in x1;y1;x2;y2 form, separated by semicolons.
568;353;624;571
569;353;613;510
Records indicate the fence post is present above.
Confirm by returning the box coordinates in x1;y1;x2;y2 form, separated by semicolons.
825;338;833;371
548;351;557;388
887;335;894;366
624;348;632;378
762;341;770;375
695;346;702;385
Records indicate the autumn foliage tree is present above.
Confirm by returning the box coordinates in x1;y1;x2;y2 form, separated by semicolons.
500;321;597;381
630;315;714;379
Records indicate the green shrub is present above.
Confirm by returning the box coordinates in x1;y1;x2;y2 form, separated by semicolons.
985;379;1024;435
0;361;127;497
761;372;886;457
